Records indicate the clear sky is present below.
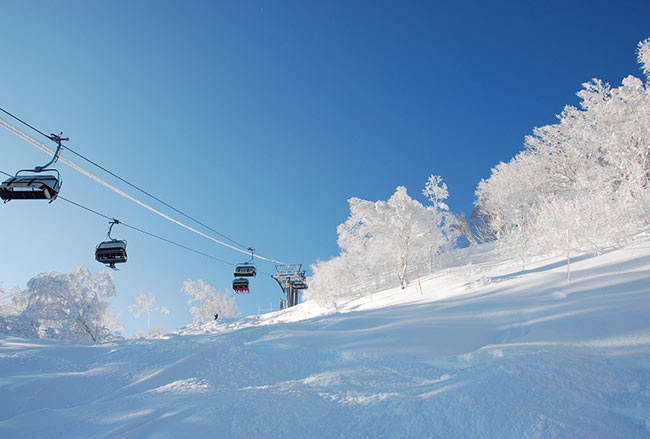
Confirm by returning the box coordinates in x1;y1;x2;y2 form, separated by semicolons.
1;0;649;336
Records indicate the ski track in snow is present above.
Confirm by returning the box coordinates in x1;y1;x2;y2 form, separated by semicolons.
2;240;650;438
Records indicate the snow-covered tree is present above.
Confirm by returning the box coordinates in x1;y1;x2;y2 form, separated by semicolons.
307;183;458;305
0;284;23;317
129;292;170;337
0;266;122;341
476;38;650;268
422;175;458;270
639;37;650;79
452;208;497;246
182;279;240;322
338;186;435;288
423;174;449;211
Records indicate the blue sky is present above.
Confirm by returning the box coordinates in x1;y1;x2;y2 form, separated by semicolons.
1;1;649;335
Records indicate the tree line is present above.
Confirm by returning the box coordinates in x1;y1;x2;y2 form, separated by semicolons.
0;269;239;342
306;38;650;304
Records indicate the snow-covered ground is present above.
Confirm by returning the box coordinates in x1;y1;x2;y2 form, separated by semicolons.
2;238;650;438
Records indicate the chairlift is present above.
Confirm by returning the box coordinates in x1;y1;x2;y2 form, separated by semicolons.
0;171;61;201
291;280;308;290
234;247;257;277
0;133;67;203
95;219;127;270
234;263;256;277
232;277;250;293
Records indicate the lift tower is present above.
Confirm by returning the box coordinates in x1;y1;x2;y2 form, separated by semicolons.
272;264;308;308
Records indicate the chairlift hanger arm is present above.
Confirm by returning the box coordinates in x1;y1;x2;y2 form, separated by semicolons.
35;132;67;172
107;219;120;240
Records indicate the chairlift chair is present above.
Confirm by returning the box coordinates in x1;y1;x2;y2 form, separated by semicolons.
291;280;308;290
233;247;256;279
0;170;62;202
95;240;128;269
232;277;250;293
234;263;257;277
95;219;127;270
0;133;66;203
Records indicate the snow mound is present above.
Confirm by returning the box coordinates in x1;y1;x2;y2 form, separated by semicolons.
149;378;211;394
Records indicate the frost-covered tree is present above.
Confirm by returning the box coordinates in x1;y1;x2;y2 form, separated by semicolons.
423;174;449;211
638;37;650;79
0;283;38;337
338;186;436;288
129;292;170;337
182;279;240;322
422;174;458;270
0;266;122;341
476;38;650;269
307;255;355;306
452;208;497;246
307;183;457;305
0;284;23;317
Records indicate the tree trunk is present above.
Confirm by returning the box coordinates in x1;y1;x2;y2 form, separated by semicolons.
77;317;97;342
400;239;410;289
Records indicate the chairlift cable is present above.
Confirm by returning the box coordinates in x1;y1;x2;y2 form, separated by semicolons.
58;192;275;275
0;112;288;265
61;145;250;251
0;107;51;140
57;195;113;221
56;194;239;267
4;162;286;289
0;106;249;251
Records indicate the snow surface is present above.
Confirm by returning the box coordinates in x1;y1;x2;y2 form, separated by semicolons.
2;238;650;438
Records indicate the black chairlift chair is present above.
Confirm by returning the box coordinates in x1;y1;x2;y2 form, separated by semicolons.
0;133;66;203
234;263;256;277
234;248;257;277
0;171;62;201
291;280;308;290
95;220;127;270
232;277;250;293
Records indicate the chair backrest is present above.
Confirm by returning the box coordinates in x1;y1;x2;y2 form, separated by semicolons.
234;263;257;277
0;174;61;201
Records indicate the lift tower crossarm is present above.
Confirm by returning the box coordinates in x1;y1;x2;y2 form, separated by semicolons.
272;264;307;308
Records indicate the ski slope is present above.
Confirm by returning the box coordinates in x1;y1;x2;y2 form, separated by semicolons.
2;238;650;438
